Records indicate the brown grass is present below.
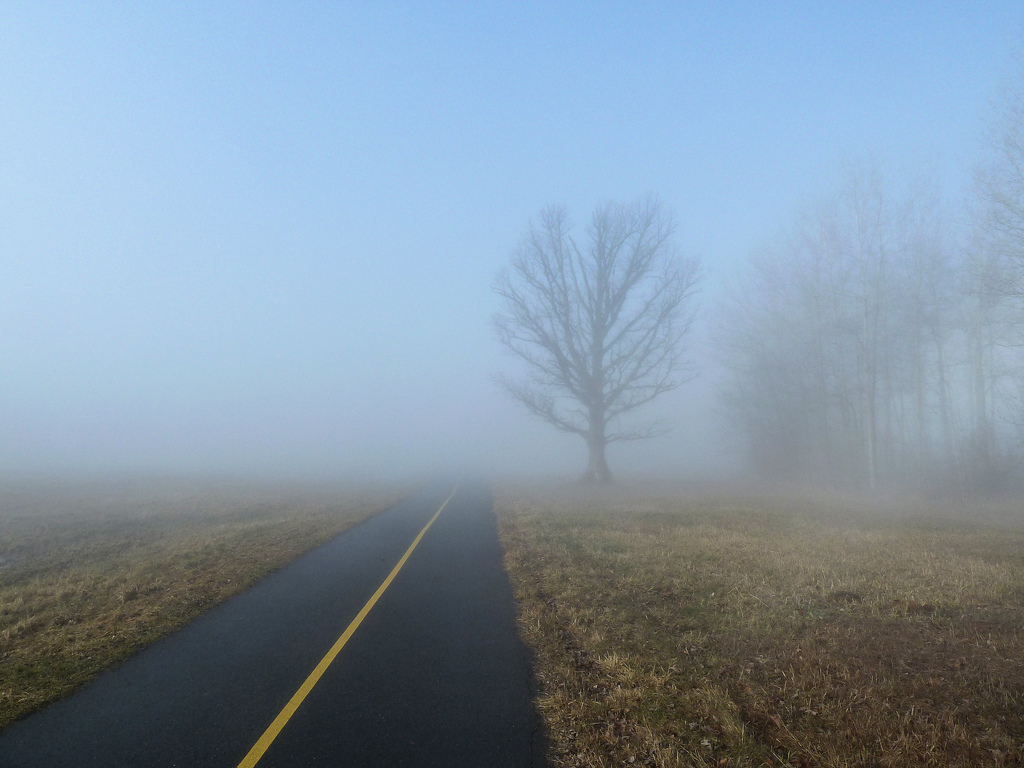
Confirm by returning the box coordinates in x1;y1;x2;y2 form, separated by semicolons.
0;477;403;730
496;481;1024;767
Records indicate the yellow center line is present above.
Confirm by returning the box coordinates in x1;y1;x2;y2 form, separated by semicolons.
237;482;459;768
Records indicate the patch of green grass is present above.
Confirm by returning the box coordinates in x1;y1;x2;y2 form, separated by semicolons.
0;478;403;729
497;483;1024;767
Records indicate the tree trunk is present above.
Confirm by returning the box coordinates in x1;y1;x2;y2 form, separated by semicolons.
862;306;878;492
583;438;612;484
972;298;990;469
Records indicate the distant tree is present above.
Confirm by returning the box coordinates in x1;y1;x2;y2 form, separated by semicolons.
493;197;701;483
973;62;1024;484
978;66;1024;290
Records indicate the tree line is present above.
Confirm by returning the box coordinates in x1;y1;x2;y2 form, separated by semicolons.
719;80;1024;495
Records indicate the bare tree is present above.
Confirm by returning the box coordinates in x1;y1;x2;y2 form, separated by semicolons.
971;60;1024;486
978;64;1024;286
493;197;701;483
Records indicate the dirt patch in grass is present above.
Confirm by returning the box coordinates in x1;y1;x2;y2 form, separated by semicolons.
497;482;1024;767
0;477;404;730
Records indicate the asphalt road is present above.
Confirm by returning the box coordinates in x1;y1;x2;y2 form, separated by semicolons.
0;481;545;767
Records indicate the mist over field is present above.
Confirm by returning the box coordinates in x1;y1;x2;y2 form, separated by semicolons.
3;4;1024;489
7;11;1024;763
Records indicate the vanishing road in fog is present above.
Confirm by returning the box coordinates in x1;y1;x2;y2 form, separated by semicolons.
0;483;542;767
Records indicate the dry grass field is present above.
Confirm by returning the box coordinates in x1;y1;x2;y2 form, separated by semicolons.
497;482;1024;768
0;477;403;730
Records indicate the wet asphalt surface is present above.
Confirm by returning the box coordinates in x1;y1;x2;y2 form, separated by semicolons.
0;481;545;767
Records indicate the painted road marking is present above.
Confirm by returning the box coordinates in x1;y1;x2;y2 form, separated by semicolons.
236;483;459;768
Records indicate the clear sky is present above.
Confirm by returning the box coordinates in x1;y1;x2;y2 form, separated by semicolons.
2;2;1022;479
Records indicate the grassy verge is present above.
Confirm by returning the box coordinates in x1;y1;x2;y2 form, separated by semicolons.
497;482;1024;767
0;477;404;729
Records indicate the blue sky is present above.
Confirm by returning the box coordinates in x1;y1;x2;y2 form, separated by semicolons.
1;2;1022;478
